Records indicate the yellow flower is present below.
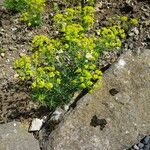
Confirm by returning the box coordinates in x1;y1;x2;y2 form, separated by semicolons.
130;19;138;25
86;81;93;86
84;65;89;69
120;16;128;22
79;76;84;82
72;80;77;85
28;22;32;27
89;64;96;70
75;68;82;73
95;70;102;75
49;67;55;71
97;76;102;80
79;83;86;89
38;94;45;102
46;83;53;89
120;33;126;39
55;71;60;76
56;78;61;84
83;70;92;79
49;72;55;78
39;81;45;88
33;14;37;18
77;53;82;59
93;74;98;80
64;44;69;49
32;82;36;88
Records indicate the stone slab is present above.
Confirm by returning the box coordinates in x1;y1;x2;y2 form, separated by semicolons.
47;49;150;150
0;121;40;150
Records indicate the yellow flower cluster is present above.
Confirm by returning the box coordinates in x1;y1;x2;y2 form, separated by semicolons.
32;35;51;47
32;67;61;90
130;18;138;26
20;0;45;26
64;24;84;40
14;4;138;108
15;56;32;80
109;16;138;31
73;64;102;89
14;35;63;93
53;6;95;31
97;25;125;48
15;56;61;90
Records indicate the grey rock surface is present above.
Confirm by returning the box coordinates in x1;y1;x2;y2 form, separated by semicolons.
47;49;150;150
0;121;40;150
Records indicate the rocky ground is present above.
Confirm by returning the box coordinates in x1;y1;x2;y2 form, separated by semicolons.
0;0;150;150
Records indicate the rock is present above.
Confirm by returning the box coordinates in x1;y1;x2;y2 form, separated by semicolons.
137;142;144;148
64;104;70;111
132;27;139;35
142;136;150;144
46;49;150;150
19;52;26;57
0;28;5;32
0;121;40;150
55;31;59;34
50;108;65;123
95;1;103;11
1;53;5;57
11;27;17;32
134;144;139;150
129;32;135;36
129;43;134;49
29;118;44;132
143;20;150;26
13;73;19;79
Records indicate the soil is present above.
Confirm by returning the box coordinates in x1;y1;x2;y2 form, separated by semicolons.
0;0;150;149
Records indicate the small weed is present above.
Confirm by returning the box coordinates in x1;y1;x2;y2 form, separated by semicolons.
0;48;6;53
3;0;26;12
20;0;46;27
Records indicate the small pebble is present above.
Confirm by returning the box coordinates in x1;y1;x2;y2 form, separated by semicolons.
1;53;5;57
11;27;17;31
129;43;134;49
14;74;19;79
134;144;139;150
50;108;64;123
141;16;146;21
132;27;139;35
64;104;69;111
129;32;135;37
19;52;26;57
50;13;54;16
143;136;150;144
29;118;44;132
1;28;5;32
138;142;144;148
55;31;59;34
